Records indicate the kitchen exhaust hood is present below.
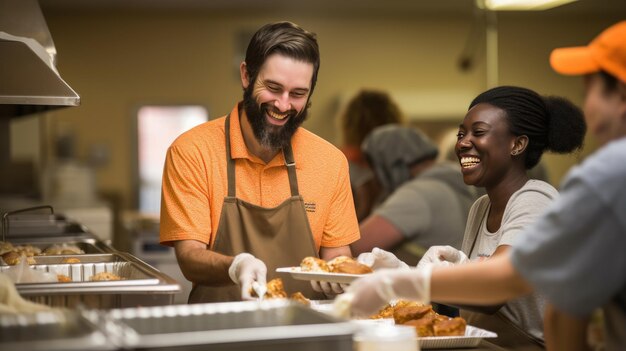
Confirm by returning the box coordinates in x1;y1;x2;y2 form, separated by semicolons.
0;0;80;118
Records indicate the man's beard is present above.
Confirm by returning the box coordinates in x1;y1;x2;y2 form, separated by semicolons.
243;85;309;149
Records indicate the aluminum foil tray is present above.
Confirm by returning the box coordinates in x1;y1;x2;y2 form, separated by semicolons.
86;300;356;351
0;310;114;351
1;261;160;288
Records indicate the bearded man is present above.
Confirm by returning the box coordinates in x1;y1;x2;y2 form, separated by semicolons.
160;22;359;303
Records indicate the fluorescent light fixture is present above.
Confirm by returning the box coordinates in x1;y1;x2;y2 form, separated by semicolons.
479;0;578;11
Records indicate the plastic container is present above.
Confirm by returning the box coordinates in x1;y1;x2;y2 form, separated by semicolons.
353;324;419;351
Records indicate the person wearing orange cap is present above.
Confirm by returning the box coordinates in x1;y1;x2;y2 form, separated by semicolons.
343;21;626;350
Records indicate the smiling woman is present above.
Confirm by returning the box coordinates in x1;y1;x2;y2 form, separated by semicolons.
448;85;587;348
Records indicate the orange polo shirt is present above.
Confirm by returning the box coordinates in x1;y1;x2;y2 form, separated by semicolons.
160;103;360;251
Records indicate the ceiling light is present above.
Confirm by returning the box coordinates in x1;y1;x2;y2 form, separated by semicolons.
478;0;578;11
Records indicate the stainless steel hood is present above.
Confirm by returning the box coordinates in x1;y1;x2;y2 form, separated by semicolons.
0;0;80;118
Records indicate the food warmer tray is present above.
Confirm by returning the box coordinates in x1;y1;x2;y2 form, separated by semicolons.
83;299;356;351
1;253;181;309
0;309;114;351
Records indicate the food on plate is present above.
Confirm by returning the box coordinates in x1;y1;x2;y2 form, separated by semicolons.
290;291;311;306
43;244;84;255
57;274;72;283
404;315;437;337
330;259;373;274
299;256;372;275
369;300;467;337
2;251;36;265
393;303;435;325
432;317;467;336
89;272;122;281
369;303;395;319
61;257;81;263
300;257;330;272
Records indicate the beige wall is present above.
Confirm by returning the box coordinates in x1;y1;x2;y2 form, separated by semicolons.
19;9;620;210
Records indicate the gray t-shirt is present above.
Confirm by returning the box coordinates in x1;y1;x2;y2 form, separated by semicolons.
374;162;476;250
461;179;558;342
511;137;626;349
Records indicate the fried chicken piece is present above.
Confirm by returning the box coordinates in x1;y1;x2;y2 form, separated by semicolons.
433;317;467;336
332;261;372;274
300;256;330;272
290;292;311;306
0;241;14;255
404;315;436;337
393;304;434;325
327;256;372;274
369;303;395;319
266;278;288;298
2;251;36;265
250;278;289;299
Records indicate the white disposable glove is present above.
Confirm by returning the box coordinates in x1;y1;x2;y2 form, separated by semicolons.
343;266;432;318
416;245;469;271
311;280;346;296
228;253;267;300
356;247;410;271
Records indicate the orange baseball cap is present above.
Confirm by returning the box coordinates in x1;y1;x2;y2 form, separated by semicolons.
550;21;626;83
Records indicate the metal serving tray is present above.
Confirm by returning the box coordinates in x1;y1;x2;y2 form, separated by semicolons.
3;213;89;237
84;300;356;351
1;253;181;309
1;261;160;287
22;253;128;265
0;310;114;351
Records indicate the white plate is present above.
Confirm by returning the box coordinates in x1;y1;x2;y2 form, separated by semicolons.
419;325;498;349
347;319;497;349
275;267;370;284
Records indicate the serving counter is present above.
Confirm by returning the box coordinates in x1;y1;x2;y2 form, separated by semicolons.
1;300;356;351
1;210;181;308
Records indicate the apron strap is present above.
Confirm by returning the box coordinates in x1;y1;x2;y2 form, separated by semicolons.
225;113;236;197
283;142;300;197
225;112;300;197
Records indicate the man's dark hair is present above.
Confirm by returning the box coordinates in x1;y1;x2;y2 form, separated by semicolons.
245;22;320;95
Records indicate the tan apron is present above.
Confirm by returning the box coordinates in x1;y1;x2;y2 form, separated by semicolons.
188;113;325;303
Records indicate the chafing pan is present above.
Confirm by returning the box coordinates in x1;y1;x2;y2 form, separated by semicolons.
84;300;355;351
0;310;114;351
1;253;180;308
